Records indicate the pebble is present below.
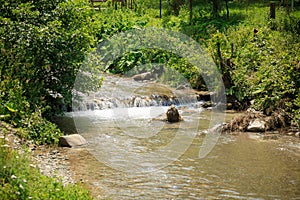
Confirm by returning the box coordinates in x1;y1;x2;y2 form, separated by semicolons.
32;148;75;185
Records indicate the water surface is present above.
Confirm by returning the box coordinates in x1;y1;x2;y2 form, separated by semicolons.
65;109;300;199
66;74;300;199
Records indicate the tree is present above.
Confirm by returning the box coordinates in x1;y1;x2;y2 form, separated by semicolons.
189;0;193;23
225;0;229;19
0;0;97;119
160;0;162;18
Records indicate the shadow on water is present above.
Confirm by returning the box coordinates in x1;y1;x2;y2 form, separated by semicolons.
53;116;78;135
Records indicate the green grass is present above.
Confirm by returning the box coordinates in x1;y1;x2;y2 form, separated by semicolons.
0;138;93;200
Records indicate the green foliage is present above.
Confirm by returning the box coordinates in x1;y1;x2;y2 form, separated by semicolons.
292;94;300;127
0;81;31;126
161;3;246;41
166;0;186;16
267;8;300;34
0;0;97;118
232;27;299;115
0;139;93;199
0;0;103;143
21;111;63;145
92;8;149;42
97;2;300;125
205;5;300;123
106;48;205;89
0;81;62;144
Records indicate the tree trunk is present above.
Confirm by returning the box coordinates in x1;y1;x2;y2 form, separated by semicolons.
189;0;193;23
225;0;229;19
212;0;219;17
216;41;233;89
270;1;276;19
168;0;185;16
160;0;162;18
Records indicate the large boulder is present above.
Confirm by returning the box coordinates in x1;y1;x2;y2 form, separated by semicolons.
59;134;87;147
247;119;266;132
166;105;181;123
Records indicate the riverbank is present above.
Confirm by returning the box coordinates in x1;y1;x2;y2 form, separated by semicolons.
0;121;93;199
0;125;102;199
0;122;74;185
222;109;300;138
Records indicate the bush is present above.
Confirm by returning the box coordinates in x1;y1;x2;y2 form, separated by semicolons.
292;94;300;127
0;0;97;118
268;8;300;34
21;111;63;145
0;0;103;144
206;7;300;123
0;81;31;127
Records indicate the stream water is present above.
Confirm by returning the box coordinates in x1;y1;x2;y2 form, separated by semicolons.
65;74;300;199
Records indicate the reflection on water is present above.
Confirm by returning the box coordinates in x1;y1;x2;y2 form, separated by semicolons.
64;109;300;199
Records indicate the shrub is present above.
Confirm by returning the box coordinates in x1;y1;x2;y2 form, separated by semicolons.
21;111;63;145
206;8;300;123
0;0;98;118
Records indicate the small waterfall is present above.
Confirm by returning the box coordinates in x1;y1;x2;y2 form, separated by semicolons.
72;94;199;112
72;74;208;112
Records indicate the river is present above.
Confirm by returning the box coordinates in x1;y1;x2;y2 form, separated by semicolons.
62;74;300;199
63;112;300;200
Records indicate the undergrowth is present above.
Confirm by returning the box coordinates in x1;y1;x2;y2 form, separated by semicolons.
0;138;93;200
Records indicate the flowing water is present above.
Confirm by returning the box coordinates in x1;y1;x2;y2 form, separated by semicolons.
65;75;300;199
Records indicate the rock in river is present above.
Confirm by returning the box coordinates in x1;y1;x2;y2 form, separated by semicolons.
247;119;266;132
59;134;87;147
166;105;181;123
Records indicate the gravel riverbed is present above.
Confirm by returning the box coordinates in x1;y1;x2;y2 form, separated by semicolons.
1;122;76;186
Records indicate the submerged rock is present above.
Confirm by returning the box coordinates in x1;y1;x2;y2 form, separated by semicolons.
166;105;182;123
59;134;87;147
262;134;279;140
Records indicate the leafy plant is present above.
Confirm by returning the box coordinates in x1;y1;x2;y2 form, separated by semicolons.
21;110;63;145
0;0;97;118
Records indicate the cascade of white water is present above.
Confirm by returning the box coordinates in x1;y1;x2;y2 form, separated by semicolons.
72;74;205;112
